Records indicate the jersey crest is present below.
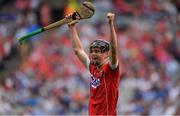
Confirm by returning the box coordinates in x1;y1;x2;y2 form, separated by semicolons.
90;75;100;89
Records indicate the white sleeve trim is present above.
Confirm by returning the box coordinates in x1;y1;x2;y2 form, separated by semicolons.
85;59;90;70
109;61;119;70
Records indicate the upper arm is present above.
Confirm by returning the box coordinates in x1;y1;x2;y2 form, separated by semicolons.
109;47;118;70
74;49;90;69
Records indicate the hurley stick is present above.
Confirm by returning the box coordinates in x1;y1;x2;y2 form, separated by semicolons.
18;1;95;44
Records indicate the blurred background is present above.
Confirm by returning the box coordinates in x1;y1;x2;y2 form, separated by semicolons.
0;0;180;115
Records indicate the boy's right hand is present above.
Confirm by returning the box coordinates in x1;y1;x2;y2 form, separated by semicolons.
65;12;80;27
68;20;79;27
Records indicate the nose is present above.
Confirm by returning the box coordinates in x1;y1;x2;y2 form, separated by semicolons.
91;52;95;54
91;52;97;56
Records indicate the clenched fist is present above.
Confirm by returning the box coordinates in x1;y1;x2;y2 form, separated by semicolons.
107;13;115;23
65;13;80;27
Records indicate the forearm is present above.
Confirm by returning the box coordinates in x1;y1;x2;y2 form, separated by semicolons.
109;21;118;52
109;21;118;65
69;25;90;68
69;26;84;51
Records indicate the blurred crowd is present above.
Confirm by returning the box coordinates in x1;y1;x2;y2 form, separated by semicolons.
0;0;180;115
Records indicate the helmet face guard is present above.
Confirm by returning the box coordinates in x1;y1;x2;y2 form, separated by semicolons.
90;39;110;53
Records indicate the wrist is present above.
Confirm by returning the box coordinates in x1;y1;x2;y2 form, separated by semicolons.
108;20;114;25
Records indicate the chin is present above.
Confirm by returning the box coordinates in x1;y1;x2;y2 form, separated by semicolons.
92;60;100;66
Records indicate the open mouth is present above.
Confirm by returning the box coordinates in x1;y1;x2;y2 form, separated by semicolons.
92;57;98;60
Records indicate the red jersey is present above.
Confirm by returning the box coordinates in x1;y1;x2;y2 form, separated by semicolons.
89;62;120;115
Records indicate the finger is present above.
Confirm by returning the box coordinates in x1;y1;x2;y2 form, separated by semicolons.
65;13;73;19
107;13;115;18
68;19;79;26
75;15;81;20
107;14;112;19
72;12;81;20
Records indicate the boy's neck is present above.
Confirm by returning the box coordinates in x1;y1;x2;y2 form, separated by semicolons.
96;58;109;69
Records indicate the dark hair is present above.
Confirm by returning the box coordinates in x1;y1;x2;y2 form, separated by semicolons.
90;39;110;53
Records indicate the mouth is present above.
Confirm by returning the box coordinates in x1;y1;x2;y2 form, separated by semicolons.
92;57;98;60
91;58;100;66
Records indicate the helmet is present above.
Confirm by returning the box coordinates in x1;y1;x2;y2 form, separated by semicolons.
90;39;110;53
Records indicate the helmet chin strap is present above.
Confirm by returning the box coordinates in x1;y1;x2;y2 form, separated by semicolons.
97;57;109;69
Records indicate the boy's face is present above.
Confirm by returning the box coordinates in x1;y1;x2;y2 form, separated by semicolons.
89;47;109;66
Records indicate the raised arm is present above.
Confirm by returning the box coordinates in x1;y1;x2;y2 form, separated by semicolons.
68;20;90;69
107;13;118;69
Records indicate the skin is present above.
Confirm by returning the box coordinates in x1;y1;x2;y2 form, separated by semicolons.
67;13;118;70
89;47;109;67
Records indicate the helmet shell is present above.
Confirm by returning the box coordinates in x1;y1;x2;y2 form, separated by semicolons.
90;39;110;53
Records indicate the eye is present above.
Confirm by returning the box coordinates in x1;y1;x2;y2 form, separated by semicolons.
90;48;101;53
93;49;101;53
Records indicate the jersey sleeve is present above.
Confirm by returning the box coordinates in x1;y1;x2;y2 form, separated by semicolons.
109;61;119;70
86;58;90;70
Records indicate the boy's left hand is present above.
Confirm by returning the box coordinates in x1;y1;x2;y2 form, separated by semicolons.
107;13;115;23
